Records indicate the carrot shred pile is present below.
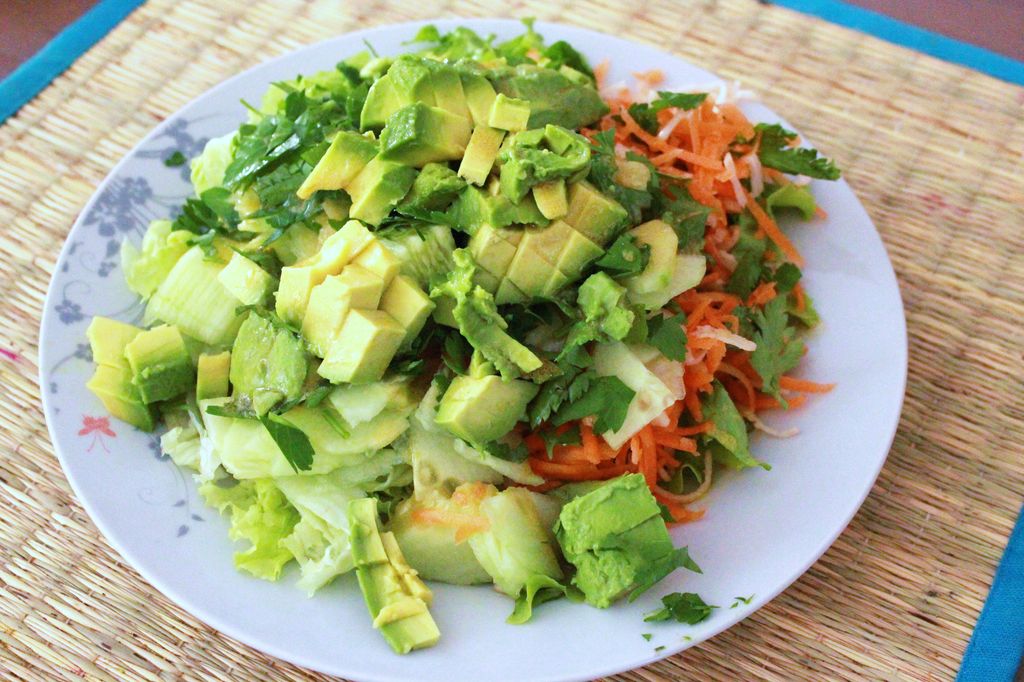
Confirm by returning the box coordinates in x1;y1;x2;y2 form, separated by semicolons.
522;73;833;520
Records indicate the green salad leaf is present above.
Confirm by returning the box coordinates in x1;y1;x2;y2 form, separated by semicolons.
700;381;766;470
595;234;650;277
646;312;688;361
554;375;635;433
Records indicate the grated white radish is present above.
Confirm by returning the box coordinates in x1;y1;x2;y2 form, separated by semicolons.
723;153;747;208
745;152;764;198
657;109;688;140
742;410;800;438
694;325;758;351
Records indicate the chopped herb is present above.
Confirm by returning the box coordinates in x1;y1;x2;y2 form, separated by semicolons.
538;423;581;458
650;91;707;112
644;592;716;624
259;412;315;472
772;262;802;293
595;234;650;277
753;123;840;180
481;440;530;463
646;312;688;361
730;594;755;608
553;375;635;434
642;633;653;641
749;296;805;404
654;645;666;652
164;150;187;167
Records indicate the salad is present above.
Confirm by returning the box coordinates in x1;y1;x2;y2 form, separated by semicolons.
84;21;839;654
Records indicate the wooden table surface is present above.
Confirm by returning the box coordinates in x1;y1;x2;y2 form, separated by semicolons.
0;0;1021;81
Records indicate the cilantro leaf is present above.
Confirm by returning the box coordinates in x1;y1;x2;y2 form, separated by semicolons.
526;352;593;429
595;234;650;277
749;296;805;403
724;213;767;299
259;413;315;472
772;262;802;293
700;382;766;470
643;592;716;624
650;91;707;112
659;184;710;250
164;150;187;167
646;313;688;361
627;103;660;134
553;375;635;433
588;128;656;224
481;440;530;463
538;424;582;458
754;123;840;180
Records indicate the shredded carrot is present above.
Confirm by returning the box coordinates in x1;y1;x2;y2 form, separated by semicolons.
528;459;628;481
753;394;808;410
652;430;698;452
793;283;807;311
779;376;835;393
747;281;778;307
744;188;804;266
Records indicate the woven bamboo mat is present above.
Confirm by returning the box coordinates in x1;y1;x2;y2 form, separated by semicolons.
1;0;1022;680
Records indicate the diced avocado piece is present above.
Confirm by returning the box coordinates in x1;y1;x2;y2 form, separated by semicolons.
217;252;276;306
348;498;441;654
629;253;707;310
318;309;405;384
427;66;471;120
458;126;505;186
460;73;497;127
360;75;404;130
347;157;418;226
352;241;401;287
489;64;609;130
86;316;141;367
338;263;386;308
533;179;568;219
388;493;492;585
327;376;414;428
494;278;529;305
379;103;471;167
146;247;245;347
269;223;320;265
504;241;560;298
447;185;547;232
468;487;564;597
541;267;571;297
296;131;378;199
614;158;651;190
380;275;435;348
565;180;629;245
488;93;530;132
555;473;686;607
86;364;157;431
622;219;678;297
378;224;456;288
435;374;538;444
308;220;376;277
229;313;308;415
196;351;231;400
554;228;603;277
467;224;521;279
123;324;195;404
473;269;501;293
592;342;676;449
516;220;576;270
398;162;466;213
275;266;319;328
387;56;438;106
408;401;505;497
431;295;458;328
300;275;352;358
498;125;591;203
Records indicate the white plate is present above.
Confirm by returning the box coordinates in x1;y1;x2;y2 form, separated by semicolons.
39;18;907;682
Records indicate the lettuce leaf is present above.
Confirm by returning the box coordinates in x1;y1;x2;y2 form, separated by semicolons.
700;382;766;470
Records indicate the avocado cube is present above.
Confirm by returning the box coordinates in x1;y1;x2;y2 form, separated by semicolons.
554;228;603;277
311;220;375;278
86;364;157;431
532;179;568;219
196;351;231;400
302;265;383;357
380;275;435;348
428;66;472;121
504;243;561;299
494;277;529;305
217;252;276;306
517;220;576;269
435;374;538;444
399;162;466;212
352;240;402;287
488;94;531;132
565;181;629;245
386;56;438;107
86;316;141;368
318;309;405;384
468;224;521;279
269;223;320;265
339;264;386;308
458;126;505;186
379;103;472;168
275;266;319;327
431;295;458;328
543;125;578;155
296;130;378;199
360;75;403;130
472;269;501;294
229;314;307;415
347;157;418;226
461;73;497;127
123;324;195;404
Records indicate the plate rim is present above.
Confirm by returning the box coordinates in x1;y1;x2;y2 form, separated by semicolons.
38;17;909;682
